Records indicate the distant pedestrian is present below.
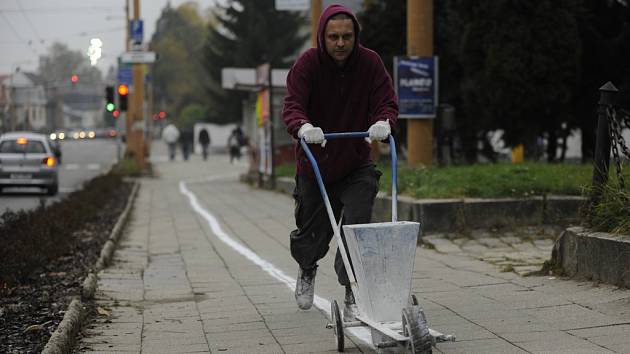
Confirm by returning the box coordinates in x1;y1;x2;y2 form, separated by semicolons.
198;128;211;160
227;126;244;163
180;128;194;161
162;123;180;161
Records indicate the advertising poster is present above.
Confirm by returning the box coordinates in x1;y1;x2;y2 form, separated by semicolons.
394;56;439;118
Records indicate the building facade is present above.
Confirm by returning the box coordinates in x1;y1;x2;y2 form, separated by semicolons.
3;71;48;133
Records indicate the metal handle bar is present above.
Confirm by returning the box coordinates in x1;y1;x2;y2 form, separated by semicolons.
300;132;398;222
323;132;368;140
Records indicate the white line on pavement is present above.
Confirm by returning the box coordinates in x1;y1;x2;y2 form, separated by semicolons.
64;164;79;170
179;177;373;348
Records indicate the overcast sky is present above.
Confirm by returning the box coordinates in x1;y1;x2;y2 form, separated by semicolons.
0;0;362;77
0;0;219;76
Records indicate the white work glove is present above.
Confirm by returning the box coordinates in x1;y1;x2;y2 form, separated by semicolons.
366;119;391;143
298;123;327;147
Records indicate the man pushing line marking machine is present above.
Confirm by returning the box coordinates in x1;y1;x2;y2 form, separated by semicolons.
283;4;453;352
301;132;455;353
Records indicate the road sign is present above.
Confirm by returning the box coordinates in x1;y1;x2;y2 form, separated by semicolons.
117;65;132;85
275;0;309;11
130;19;143;43
121;51;156;64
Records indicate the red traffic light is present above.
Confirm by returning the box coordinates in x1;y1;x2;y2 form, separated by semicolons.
112;110;120;118
159;111;166;119
117;84;129;96
71;75;78;83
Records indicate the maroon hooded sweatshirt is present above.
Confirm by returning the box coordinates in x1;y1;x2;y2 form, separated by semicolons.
282;4;398;183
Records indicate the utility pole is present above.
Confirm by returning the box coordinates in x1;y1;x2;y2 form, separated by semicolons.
128;0;145;169
311;0;322;47
146;78;153;156
268;64;275;189
125;0;130;51
407;0;433;166
9;85;16;131
123;0;131;163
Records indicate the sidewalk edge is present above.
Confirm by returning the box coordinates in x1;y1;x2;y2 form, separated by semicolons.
41;181;140;354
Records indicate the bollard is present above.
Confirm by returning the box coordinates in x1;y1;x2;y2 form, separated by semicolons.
590;81;618;206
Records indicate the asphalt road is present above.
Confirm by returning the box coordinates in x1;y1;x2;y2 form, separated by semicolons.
0;138;120;213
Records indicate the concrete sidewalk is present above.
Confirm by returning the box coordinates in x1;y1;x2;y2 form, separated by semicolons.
77;141;630;354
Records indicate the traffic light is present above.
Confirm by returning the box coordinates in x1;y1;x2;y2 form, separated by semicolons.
71;74;78;84
118;84;129;111
105;86;115;112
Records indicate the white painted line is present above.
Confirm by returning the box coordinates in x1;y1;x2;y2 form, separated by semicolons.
64;164;79;170
179;177;373;347
86;163;101;170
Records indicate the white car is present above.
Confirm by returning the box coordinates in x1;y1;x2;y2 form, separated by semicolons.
0;131;59;195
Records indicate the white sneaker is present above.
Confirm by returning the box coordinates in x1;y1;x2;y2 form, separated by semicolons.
295;266;317;310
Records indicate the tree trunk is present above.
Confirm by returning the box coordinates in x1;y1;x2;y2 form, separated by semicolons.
460;132;478;164
546;130;557;163
580;121;596;163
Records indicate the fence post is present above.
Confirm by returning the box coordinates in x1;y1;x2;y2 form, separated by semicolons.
590;81;618;205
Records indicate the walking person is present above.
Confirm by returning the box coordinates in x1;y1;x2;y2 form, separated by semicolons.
162;123;180;161
227;126;244;163
282;4;398;320
180;128;194;161
198;128;211;160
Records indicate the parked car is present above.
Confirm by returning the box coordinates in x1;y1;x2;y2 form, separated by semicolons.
0;131;59;195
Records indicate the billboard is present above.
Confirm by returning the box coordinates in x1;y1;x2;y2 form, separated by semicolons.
394;56;439;118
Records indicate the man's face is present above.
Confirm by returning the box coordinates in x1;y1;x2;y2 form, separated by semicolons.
324;18;355;67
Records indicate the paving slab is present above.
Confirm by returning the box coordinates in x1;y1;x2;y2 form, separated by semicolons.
75;142;630;354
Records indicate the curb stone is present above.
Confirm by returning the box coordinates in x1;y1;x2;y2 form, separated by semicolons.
551;226;630;288
41;182;139;354
40;298;84;354
268;176;585;233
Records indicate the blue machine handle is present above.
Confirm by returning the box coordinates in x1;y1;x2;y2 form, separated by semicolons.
300;132;398;222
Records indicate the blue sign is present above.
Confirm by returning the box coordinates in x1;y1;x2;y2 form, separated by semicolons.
130;19;143;43
117;65;132;85
394;56;438;118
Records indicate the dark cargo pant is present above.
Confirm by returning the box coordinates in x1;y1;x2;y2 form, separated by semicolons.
290;164;381;286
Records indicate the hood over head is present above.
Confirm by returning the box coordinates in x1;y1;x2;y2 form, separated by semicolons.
317;4;361;67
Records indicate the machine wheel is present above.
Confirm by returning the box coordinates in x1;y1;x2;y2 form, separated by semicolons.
331;300;344;352
402;306;432;354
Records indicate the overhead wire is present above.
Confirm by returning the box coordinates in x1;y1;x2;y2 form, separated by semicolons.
15;0;43;44
0;10;38;55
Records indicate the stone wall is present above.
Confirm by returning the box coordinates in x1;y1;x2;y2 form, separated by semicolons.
551;227;630;288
